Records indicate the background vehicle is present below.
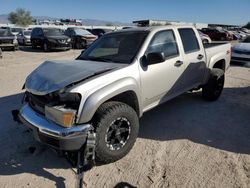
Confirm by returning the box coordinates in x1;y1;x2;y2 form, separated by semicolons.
231;36;250;63
10;27;23;36
17;26;231;164
31;27;71;52
198;30;212;43
220;29;234;40
228;30;242;40
0;29;19;51
201;28;233;41
238;30;248;39
87;28;113;37
17;30;32;45
65;27;97;49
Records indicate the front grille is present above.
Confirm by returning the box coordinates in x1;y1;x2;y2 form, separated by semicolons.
0;39;13;44
231;56;250;61
26;92;57;115
58;39;67;43
26;91;81;115
233;50;250;55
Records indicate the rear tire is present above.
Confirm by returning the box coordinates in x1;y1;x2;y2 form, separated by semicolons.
202;68;224;101
93;101;139;164
75;41;81;49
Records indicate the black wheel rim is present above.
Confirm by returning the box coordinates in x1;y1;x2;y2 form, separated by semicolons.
105;117;131;151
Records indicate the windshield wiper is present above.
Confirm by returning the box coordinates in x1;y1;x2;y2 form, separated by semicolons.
81;56;113;62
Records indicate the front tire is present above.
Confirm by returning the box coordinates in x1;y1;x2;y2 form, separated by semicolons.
31;43;37;49
43;42;49;52
202;68;225;101
93;101;139;164
75;41;81;49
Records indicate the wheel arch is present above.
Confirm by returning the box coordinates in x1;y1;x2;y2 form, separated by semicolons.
212;59;226;71
77;78;142;123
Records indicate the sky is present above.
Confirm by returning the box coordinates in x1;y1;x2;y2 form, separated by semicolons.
0;0;249;25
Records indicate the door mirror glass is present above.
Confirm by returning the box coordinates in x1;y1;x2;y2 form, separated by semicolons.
145;52;165;65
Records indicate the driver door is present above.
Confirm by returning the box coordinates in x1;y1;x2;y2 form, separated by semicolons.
139;29;185;111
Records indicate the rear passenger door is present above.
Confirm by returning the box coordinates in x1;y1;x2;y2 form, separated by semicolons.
177;28;206;90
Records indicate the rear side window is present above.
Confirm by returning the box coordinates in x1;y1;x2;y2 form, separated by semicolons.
178;28;200;53
146;30;179;58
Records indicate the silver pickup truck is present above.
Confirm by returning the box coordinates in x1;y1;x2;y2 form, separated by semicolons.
16;25;231;163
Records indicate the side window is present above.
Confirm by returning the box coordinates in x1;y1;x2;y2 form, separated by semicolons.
178;28;200;53
146;30;179;59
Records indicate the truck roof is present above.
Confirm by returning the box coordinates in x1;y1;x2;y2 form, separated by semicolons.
113;25;195;34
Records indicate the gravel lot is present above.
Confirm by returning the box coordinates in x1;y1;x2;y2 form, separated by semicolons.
0;47;249;188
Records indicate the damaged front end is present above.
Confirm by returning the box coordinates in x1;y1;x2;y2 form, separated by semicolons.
26;91;81;128
12;59;120;151
14;90;93;151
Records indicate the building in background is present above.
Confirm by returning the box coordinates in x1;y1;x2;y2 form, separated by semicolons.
132;19;240;30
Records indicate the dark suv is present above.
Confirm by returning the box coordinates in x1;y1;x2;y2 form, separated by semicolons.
201;28;233;41
31;27;71;51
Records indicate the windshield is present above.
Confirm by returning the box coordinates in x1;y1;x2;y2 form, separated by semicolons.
79;31;148;64
23;31;31;36
74;28;92;35
44;28;64;36
11;28;23;33
243;37;250;43
0;29;12;36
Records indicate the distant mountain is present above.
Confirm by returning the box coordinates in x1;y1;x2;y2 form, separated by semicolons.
0;14;9;24
0;14;131;26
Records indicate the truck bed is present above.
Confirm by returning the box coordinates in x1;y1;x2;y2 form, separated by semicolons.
204;42;231;70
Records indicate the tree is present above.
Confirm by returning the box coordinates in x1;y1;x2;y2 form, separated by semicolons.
8;8;33;27
243;22;250;29
105;23;113;26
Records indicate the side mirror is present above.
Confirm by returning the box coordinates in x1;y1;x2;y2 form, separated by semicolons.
145;52;165;65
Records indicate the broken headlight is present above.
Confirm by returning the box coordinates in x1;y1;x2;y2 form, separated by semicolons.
44;92;81;127
45;105;76;128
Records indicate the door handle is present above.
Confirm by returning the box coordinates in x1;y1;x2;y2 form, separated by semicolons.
197;54;204;60
174;60;183;67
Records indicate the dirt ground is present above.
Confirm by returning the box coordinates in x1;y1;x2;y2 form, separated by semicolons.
0;47;249;188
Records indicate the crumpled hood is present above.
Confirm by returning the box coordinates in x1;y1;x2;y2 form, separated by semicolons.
25;60;124;95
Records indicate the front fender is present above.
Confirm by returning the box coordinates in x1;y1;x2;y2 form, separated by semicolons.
78;77;141;123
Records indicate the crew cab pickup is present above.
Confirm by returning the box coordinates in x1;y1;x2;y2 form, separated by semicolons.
16;26;231;163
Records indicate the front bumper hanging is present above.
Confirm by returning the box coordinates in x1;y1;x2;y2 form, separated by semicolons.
15;104;92;151
12;104;96;188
